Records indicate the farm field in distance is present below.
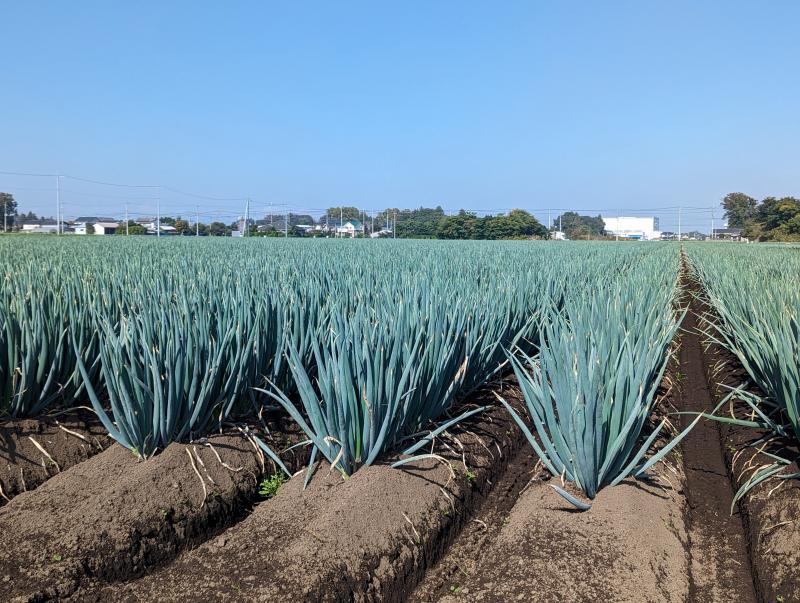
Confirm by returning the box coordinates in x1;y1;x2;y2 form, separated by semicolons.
1;236;799;601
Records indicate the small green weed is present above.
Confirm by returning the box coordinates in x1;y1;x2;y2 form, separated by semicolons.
259;473;286;498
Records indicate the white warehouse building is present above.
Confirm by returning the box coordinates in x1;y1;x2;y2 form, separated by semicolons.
602;216;661;240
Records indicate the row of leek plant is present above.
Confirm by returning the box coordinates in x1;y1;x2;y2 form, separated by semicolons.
260;242;678;478
499;245;696;509
689;244;800;504
2;236;680;474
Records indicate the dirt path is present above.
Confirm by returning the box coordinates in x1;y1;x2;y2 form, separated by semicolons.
409;444;540;601
676;284;758;602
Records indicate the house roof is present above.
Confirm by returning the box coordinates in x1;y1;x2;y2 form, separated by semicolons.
95;222;120;228
341;219;363;228
75;216;117;223
19;218;58;226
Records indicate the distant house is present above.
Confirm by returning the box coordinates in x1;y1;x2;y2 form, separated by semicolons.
712;228;744;241
74;220;120;235
137;220;177;235
95;222;120;235
336;219;365;238
19;218;59;234
602;216;661;240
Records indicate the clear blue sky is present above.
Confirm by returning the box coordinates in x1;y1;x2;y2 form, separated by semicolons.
1;1;798;231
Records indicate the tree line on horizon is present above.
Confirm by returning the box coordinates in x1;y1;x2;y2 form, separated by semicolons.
722;192;800;241
3;190;615;241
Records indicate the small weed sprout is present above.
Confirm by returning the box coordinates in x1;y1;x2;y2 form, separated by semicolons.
259;473;286;498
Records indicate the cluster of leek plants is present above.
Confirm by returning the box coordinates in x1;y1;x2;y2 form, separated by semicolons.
0;261;99;417
75;287;264;458
689;244;800;503
1;235;689;475
501;245;693;509
262;241;672;477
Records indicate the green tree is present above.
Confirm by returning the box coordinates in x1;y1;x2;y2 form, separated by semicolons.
325;207;361;224
756;197;800;232
206;221;229;236
174;219;191;235
127;223;147;235
503;209;548;238
1;192;18;231
86;223;95;235
395;207;446;238
436;211;482;239
552;212;606;239
721;192;758;228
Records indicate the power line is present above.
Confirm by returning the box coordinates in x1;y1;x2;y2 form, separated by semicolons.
63;174;159;188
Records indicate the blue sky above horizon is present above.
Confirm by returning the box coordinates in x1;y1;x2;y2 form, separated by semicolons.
1;1;798;232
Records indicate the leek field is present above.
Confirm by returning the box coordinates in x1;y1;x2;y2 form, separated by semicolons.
1;236;798;601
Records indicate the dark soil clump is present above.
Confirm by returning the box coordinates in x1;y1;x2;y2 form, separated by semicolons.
0;408;111;504
0;430;292;601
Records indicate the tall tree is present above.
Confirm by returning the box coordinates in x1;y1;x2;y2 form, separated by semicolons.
325;206;361;225
721;192;758;228
0;192;18;231
756;197;800;232
174;219;191;235
552;212;606;239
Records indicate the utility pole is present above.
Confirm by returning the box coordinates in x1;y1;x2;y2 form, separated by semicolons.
285;211;288;237
710;207;715;241
393;211;396;239
125;203;129;235
156;186;161;238
244;198;250;237
56;174;61;235
196;206;199;236
3;196;6;233
677;206;682;242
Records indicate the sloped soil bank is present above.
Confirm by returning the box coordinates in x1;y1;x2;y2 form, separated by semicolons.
0;427;302;602
702;319;800;602
0;408;111;504
423;477;689;603
82;386;528;602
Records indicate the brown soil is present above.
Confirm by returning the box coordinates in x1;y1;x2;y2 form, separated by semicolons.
80;386;527;602
676;283;758;602
409;444;540;602
700;309;800;602
429;478;689;603
0;429;297;602
0;408;111;504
